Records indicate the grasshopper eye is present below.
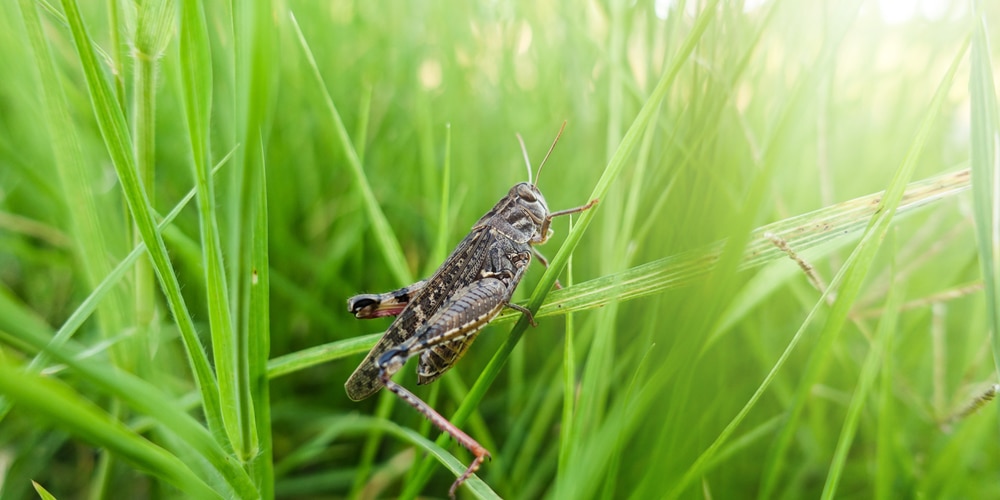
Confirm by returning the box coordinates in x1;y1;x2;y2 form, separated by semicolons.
516;184;537;202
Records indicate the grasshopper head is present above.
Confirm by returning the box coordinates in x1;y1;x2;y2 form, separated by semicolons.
511;182;549;227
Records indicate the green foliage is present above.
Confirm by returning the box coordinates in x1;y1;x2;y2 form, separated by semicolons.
0;0;998;498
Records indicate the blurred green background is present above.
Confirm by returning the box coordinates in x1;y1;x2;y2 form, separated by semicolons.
1;0;999;498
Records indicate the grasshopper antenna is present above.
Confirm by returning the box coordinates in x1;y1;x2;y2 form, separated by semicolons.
534;120;567;187
516;132;532;184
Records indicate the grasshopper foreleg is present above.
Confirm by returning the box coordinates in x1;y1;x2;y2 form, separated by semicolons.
348;279;428;319
531;247;567;290
533;198;598;245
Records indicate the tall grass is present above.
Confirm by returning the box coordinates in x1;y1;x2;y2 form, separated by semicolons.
0;0;998;498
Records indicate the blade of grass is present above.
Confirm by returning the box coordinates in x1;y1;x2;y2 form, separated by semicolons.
820;253;901;499
232;0;275;464
337;415;502;500
175;0;249;459
131;0;175;375
248;147;274;494
11;0;131;415
31;481;57;500
57;0;225;441
272;168;969;379
0;323;259;498
557;215;578;493
268;333;381;379
431;123;453;268
757;36;969;498
0;154;232;421
969;0;1000;379
288;11;414;287
0;358;221;499
874;286;898;500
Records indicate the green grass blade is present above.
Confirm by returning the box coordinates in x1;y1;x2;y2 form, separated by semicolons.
267;333;381;379
131;0;175;365
31;481;58;500
430;123;453;268
14;0;130;395
176;0;248;458
248;153;274;493
0;155;230;421
0;359;220;499
557;217;578;492
0;323;259;498
278;168;968;381
969;0;1000;378
757;36;969;498
288;11;414;287
329;416;502;500
233;0;277;464
56;0;224;440
820;258;901;499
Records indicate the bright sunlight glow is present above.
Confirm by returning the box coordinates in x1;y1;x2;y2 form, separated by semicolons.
653;0;954;23
877;0;951;24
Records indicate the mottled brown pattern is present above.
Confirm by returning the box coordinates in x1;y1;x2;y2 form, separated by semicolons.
343;176;595;498
344;186;536;400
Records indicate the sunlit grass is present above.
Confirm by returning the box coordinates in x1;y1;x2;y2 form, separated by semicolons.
0;0;998;498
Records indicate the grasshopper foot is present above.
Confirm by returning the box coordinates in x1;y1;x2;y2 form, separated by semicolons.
448;447;491;499
506;302;537;326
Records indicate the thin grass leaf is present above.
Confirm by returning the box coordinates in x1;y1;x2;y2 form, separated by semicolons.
0;156;231;422
757;36;969;498
31;481;57;500
235;0;279;463
0;359;220;499
431;123;453;267
874;289;897;500
821;257;901;499
131;0;176;375
56;0;224;441
248;150;274;494
288;11;414;287
969;0;1000;378
557;216;578;493
13;0;130;403
330;416;501;500
175;0;249;458
0;322;259;498
275;168;969;379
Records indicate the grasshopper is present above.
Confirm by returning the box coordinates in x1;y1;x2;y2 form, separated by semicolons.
344;123;596;497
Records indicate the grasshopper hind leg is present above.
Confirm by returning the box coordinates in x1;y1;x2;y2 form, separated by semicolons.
377;368;490;499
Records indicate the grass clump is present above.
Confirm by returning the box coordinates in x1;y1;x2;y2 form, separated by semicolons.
0;0;998;498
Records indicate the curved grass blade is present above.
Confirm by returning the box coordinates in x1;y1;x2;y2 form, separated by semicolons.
269;168;969;379
820;258;901;499
57;0;224;441
288;11;414;287
969;0;1000;378
0;154;232;421
0;324;259;498
0;359;221;499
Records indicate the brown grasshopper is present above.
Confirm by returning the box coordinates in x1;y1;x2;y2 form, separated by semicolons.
344;123;596;497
